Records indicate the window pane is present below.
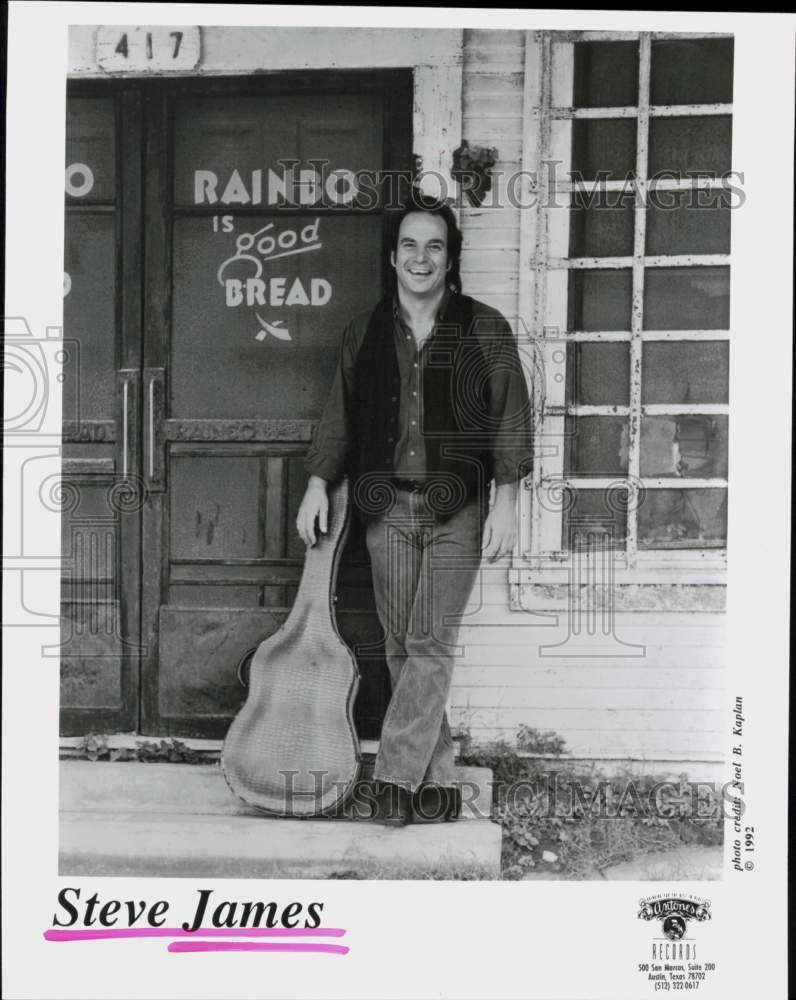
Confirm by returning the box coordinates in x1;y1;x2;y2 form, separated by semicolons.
650;38;734;106
648;116;732;178
571;119;637;182
566;343;630;405
562;488;627;549
569;189;635;257
638;488;727;549
568;269;633;330
646;189;731;256
573;41;639;107
640;416;728;478
643;267;730;330
65;97;116;204
171;214;382;418
642;341;729;404
564;416;628;476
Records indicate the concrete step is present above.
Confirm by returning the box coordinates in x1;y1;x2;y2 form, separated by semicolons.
59;762;501;879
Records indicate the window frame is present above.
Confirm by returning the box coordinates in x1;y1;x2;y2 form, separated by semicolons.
514;30;732;586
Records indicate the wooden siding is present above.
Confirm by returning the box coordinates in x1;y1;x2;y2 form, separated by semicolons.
449;567;725;765
460;30;525;326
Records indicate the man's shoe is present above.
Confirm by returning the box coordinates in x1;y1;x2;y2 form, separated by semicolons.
371;781;413;826
412;784;462;823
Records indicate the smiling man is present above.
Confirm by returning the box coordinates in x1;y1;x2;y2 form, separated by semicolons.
296;194;532;825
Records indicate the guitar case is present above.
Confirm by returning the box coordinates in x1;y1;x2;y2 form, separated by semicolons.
221;476;361;816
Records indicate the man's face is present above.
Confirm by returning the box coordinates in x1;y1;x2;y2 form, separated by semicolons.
391;211;450;300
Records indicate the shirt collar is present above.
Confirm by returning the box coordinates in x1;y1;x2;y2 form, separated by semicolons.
393;288;451;325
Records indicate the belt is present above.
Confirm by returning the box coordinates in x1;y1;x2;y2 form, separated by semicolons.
393;478;427;493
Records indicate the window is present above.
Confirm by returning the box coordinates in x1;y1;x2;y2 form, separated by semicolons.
521;32;733;574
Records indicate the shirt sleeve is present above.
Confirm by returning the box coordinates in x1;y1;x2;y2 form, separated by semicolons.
303;316;361;483
473;309;534;487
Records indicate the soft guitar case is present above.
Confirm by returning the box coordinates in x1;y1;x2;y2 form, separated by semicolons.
221;476;361;816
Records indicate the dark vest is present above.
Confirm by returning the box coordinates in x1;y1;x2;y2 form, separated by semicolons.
349;293;493;521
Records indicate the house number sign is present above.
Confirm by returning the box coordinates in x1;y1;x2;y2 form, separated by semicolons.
96;26;201;72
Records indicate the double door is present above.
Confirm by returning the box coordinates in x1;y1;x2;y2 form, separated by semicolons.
60;73;412;737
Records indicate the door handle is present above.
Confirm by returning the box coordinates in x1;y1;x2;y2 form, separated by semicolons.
143;367;166;491
117;369;140;480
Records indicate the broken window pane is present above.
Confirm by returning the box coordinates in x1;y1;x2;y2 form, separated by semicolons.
643;266;730;330
566;343;630;405
642;341;729;404
564;416;629;476
562;487;627;549
569;189;636;257
639;415;728;478
646;189;732;256
568;268;633;330
570;118;637;182
638;488;727;548
573;41;640;107
650;38;734;106
648;116;732;178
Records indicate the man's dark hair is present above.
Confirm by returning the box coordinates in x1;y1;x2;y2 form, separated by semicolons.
388;192;463;294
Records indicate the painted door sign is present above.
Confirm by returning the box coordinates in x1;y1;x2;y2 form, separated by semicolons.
213;213;334;342
195;167;359;207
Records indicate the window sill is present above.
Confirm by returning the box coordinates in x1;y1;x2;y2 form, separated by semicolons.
508;554;727;612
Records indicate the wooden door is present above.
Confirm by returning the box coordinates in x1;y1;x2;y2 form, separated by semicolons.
138;74;412;737
60;89;143;734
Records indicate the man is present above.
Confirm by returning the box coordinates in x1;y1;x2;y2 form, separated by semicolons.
296;194;532;825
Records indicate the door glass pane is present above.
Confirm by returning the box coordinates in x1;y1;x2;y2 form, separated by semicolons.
570;119;637;182
642;341;729;404
638;488;727;548
646;189;731;255
643;267;730;330
650;38;734;106
569;189;635;257
174;94;383;208
648;116;732;178
640;415;728;478
568;269;633;330
573;41;639;107
65;97;116;204
562;487;627;549
171;213;382;418
564;416;629;475
63;213;117;419
566;343;630;405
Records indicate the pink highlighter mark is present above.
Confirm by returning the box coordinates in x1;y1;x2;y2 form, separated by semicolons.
44;927;347;943
168;941;349;955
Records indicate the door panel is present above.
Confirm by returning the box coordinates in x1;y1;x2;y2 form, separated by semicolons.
140;74;412;738
60;90;143;734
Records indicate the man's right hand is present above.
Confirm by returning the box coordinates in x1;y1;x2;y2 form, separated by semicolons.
296;476;329;547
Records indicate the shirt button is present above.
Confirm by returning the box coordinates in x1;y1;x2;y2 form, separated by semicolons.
391;396;397;402
411;420;416;426
409;450;415;456
413;363;418;368
412;391;417;397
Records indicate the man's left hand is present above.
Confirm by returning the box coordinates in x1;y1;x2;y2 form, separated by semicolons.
481;486;518;561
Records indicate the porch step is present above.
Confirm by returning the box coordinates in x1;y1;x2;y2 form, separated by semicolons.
59;762;501;879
